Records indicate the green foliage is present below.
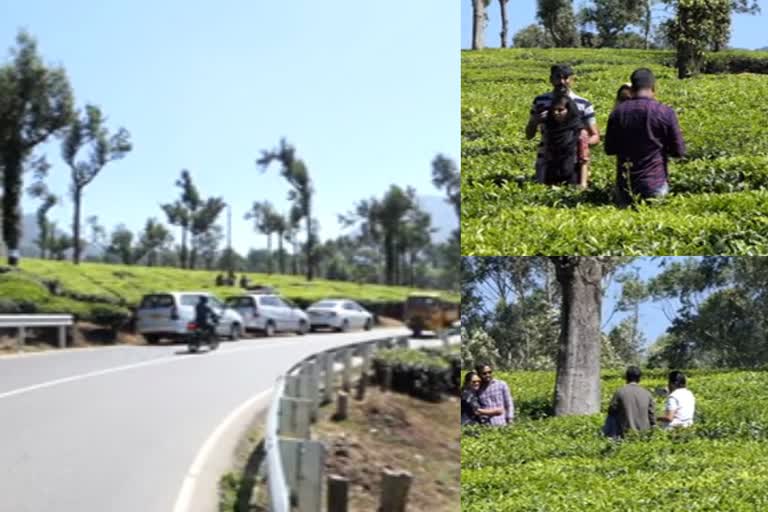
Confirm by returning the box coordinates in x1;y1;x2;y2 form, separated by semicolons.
462;48;768;255
513;24;554;48
462;369;768;510
670;0;732;77
537;0;580;47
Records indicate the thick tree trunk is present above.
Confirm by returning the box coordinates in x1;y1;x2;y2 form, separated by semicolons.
472;0;486;50
73;187;82;264
384;234;395;285
267;233;273;274
499;0;509;48
277;232;285;274
305;216;314;281
552;257;604;416
2;152;23;266
180;227;188;269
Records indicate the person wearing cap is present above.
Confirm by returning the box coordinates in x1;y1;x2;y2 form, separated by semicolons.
605;68;686;207
526;64;600;187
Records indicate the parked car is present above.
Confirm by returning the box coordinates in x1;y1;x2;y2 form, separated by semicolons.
403;292;459;337
224;294;309;336
306;299;373;332
135;291;244;344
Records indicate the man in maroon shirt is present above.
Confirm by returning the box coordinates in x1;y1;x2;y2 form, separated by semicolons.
605;68;686;207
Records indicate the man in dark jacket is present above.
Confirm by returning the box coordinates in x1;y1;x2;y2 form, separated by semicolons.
195;296;218;336
605;68;686;207
605;366;656;438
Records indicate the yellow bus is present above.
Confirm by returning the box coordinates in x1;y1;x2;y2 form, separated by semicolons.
403;292;459;337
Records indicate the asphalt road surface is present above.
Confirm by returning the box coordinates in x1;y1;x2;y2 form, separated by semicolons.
0;327;425;512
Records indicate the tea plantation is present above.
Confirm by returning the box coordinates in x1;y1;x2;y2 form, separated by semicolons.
461;369;768;511
462;49;768;255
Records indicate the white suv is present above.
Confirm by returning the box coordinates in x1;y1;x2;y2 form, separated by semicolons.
136;292;244;344
225;294;309;336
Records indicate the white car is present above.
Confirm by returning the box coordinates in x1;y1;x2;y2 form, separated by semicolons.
306;299;373;332
135;291;244;344
224;294;310;336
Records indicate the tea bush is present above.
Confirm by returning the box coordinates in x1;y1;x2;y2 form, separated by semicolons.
462;48;768;255
461;369;768;511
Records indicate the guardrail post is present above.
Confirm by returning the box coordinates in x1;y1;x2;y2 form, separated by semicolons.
58;325;67;348
342;348;352;392
285;375;301;398
327;474;349;512
17;326;25;351
334;391;349;421
279;397;312;439
297;440;325;512
300;361;319;422
396;337;409;349
323;351;335;405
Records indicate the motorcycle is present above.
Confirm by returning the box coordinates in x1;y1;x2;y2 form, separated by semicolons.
186;315;220;353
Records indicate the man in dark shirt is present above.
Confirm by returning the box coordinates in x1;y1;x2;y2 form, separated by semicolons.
604;68;686;207
606;366;656;438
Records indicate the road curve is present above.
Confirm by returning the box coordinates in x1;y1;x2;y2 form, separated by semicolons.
0;328;411;512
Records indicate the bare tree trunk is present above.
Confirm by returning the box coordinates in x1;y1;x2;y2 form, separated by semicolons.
72;187;82;264
552;257;604;416
499;0;509;48
278;231;285;274
306;216;314;281
644;0;652;49
180;226;188;269
267;233;273;274
472;0;486;50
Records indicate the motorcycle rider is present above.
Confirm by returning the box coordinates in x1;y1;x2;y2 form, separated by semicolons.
194;295;218;342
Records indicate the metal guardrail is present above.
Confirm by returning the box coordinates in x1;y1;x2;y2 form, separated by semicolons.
264;327;460;511
0;314;74;350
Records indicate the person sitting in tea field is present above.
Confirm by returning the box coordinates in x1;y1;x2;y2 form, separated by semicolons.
475;363;514;426
605;68;686;207
526;64;600;188
604;366;656;438
658;370;696;428
461;371;504;426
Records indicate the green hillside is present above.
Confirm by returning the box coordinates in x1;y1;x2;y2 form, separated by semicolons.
0;259;458;327
462;369;768;511
462;48;768;255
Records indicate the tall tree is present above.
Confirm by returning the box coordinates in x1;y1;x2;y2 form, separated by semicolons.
161;170;200;268
27;181;57;259
537;0;581;47
105;224;135;265
580;0;645;47
0;31;74;265
431;154;460;222
189;197;225;269
62;104;131;264
471;0;492;49
135;218;172;267
245;200;279;274
257;139;315;280
196;224;224;270
550;257;623;416
499;0;511;47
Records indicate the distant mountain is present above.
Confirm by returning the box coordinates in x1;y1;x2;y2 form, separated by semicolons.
417;195;458;244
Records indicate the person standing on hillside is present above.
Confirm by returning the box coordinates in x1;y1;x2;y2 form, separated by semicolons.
526;64;600;187
475;363;514;426
605;68;686;207
605;366;656;438
658;371;696;428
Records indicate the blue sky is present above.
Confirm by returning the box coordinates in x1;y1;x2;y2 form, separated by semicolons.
1;1;459;254
461;0;768;50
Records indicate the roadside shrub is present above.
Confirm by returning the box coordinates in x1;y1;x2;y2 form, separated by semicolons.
86;304;131;332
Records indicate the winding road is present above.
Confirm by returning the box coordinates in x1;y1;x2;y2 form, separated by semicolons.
0;328;415;512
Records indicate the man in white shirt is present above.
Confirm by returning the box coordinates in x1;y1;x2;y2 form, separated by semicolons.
658;371;695;428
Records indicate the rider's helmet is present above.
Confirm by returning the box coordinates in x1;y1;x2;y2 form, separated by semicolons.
199;295;208;304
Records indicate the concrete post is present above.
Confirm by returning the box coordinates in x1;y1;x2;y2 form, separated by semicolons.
327;474;349;512
379;469;413;512
342;348;352;392
323;351;335;405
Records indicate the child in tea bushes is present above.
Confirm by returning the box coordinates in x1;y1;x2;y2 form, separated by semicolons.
658;370;696;428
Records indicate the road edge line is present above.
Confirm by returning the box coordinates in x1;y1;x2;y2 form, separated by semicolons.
172;387;274;512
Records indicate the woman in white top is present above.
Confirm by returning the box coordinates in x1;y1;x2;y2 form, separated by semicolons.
658;371;695;428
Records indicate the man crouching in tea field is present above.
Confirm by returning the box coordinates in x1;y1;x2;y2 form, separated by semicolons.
604;366;656;438
526;64;600;187
605;68;686;207
475;363;514;426
658;371;696;428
